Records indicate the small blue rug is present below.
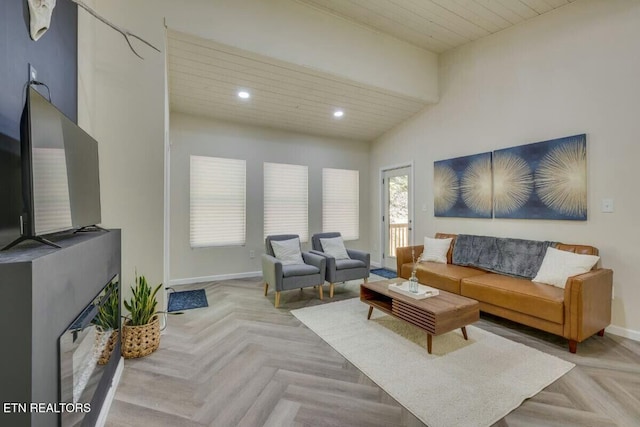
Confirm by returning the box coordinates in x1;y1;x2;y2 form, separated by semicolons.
168;289;208;312
370;268;398;279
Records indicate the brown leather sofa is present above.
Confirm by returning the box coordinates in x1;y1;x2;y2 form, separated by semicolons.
396;233;613;353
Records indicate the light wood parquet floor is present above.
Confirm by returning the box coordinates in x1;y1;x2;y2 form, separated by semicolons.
106;277;640;427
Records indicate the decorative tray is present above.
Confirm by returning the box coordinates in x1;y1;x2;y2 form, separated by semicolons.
388;281;440;300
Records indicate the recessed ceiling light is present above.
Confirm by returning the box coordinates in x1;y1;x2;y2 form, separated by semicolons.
333;110;344;118
238;91;250;99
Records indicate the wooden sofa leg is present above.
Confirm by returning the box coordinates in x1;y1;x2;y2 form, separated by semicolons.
569;340;577;354
597;329;605;337
275;291;281;308
364;277;368;284
264;282;269;296
318;285;324;300
329;283;334;298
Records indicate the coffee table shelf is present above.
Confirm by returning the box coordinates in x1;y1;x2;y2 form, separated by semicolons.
361;286;393;315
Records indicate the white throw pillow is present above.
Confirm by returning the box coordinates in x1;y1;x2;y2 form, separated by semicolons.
420;237;452;264
532;247;600;289
320;236;350;260
270;238;305;265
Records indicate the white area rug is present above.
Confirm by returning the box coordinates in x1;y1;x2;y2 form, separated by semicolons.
291;298;574;427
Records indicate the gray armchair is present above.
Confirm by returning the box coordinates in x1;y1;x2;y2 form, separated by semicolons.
262;234;326;307
311;232;370;298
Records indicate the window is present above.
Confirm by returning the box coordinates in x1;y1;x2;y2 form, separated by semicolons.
264;162;308;241
323;168;359;240
190;155;246;247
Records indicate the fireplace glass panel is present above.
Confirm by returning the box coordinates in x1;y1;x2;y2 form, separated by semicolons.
59;275;119;426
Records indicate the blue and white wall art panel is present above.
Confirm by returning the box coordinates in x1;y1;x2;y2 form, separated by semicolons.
493;134;587;220
433;152;493;218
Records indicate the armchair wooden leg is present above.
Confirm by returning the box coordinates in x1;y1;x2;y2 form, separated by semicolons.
329;283;334;298
569;339;577;354
364;277;368;284
597;329;605;337
275;291;281;308
264;282;269;296
318;285;324;300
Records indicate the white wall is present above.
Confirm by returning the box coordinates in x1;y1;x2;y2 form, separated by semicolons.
170;113;370;283
370;0;640;335
77;0;166;306
76;0;438;305
162;0;438;103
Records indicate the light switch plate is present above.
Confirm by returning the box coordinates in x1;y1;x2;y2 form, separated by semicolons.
601;198;614;213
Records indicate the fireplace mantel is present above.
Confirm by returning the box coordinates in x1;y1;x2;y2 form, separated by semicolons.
0;230;121;427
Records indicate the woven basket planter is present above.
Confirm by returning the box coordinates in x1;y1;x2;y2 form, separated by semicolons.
121;315;160;359
95;329;119;365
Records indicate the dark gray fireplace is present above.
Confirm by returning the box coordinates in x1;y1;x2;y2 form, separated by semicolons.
0;230;121;427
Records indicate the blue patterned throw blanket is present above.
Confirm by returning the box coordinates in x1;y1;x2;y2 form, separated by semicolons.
452;234;556;279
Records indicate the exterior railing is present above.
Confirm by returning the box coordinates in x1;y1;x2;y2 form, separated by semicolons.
389;223;408;257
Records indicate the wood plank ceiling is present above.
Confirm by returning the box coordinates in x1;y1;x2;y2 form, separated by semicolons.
296;0;577;53
169;0;576;141
168;30;428;141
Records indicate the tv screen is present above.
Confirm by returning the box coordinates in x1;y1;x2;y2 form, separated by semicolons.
27;87;101;236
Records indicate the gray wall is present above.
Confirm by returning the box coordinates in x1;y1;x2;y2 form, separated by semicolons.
0;0;77;139
169;113;370;282
0;0;78;248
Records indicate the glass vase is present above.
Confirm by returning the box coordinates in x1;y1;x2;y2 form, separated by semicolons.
409;271;419;293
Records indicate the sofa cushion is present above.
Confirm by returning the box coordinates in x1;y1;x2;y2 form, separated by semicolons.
335;259;366;270
420;236;453;263
401;262;485;294
533;247;600;289
453;234;556;279
282;264;320;277
461;273;564;324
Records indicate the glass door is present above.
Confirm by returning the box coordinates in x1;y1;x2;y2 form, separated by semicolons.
382;166;412;270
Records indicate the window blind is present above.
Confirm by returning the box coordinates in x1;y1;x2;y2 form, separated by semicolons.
323;168;359;241
264;162;308;242
190;155;246;248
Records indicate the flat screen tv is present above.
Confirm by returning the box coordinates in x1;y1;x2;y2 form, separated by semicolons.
1;86;102;250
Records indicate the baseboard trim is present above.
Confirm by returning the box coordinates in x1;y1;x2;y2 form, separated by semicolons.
96;356;124;427
169;271;262;286
606;325;640;342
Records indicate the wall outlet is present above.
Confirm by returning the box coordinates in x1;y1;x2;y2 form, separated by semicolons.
249;250;255;259
29;64;37;81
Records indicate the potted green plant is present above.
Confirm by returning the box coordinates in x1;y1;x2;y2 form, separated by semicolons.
93;281;120;365
121;274;163;359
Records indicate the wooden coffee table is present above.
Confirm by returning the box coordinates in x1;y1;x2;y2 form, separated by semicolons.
360;278;480;354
